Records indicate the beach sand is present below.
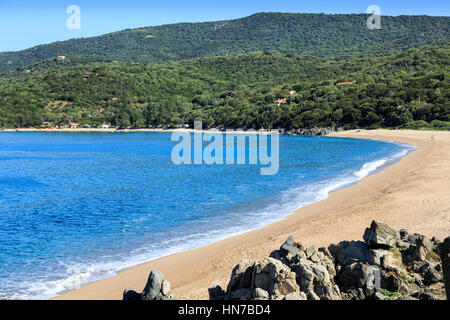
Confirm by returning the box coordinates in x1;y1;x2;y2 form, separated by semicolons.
53;129;450;300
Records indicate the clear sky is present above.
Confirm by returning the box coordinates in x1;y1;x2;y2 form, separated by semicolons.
0;0;448;52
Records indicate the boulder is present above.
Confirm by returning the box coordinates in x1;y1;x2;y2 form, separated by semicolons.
280;236;303;257
337;262;380;291
253;257;300;297
365;249;393;266
208;284;226;300
227;259;255;293
283;292;307;300
329;241;368;266
123;270;175;300
123;289;140;301
253;288;269;300
293;258;341;300
419;262;442;285
363;221;399;249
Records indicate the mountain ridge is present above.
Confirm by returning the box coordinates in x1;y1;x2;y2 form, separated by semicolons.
1;12;449;72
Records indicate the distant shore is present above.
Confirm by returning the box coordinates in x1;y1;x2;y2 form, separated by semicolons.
0;128;279;134
52;129;450;300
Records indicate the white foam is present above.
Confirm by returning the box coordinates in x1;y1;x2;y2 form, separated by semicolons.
7;141;416;300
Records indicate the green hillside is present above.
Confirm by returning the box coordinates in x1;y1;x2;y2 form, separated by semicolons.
1;12;449;73
0;45;448;130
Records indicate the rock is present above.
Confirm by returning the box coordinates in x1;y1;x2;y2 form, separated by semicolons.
161;280;171;296
365;249;393;266
124;270;175;300
253;288;269;300
309;251;322;264
419;262;442;285
141;270;164;300
293;258;341;300
227;259;255;293
396;295;419;301
375;291;386;300
381;272;402;292
411;244;427;262
363;221;399;249
231;288;251;300
329;241;368;266
304;245;315;259
413;292;439;300
280;236;303;257
254;257;300;297
342;288;366;300
208;284;226;300
439;236;450;300
123;289;140;301
399;229;408;240
407;233;420;244
416;235;434;252
283;292;307;300
337;262;380;291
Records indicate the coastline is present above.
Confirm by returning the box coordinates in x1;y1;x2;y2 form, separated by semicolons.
52;129;450;300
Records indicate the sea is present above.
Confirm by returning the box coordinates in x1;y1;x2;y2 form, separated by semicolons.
0;132;415;299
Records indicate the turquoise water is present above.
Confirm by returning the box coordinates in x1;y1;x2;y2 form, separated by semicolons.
0;132;414;299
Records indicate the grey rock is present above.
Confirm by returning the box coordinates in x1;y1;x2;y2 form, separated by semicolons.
329;241;369;266
396;295;419;300
375;291;386;300
161;280;171;296
280;236;303;257
254;257;300;297
123;289;140;301
365;249;393;266
363;220;399;249
283;292;307;300
124;270;175;301
415;235;433;252
293;258;341;300
337;262;380;290
399;229;408;240
253;288;269;299
420;263;442;285
227;259;255;292
142;270;164;300
305;245;315;259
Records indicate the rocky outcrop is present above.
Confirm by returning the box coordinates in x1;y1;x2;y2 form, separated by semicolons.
123;270;175;300
210;220;447;300
363;220;399;249
125;221;448;301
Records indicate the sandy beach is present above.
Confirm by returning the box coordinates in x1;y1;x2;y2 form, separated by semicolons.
53;129;450;300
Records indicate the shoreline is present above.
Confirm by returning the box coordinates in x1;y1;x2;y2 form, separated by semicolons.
50;129;450;300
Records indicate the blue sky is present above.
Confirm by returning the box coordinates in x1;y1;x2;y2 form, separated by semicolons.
0;0;448;52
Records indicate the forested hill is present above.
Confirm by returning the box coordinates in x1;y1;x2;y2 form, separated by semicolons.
0;45;448;130
1;12;449;73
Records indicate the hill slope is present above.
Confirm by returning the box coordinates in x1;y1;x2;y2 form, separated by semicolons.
0;46;448;130
1;12;449;73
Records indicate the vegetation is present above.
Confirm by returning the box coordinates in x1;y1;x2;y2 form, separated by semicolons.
376;288;401;300
0;45;448;130
0;12;449;73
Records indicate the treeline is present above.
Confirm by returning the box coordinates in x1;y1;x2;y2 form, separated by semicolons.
0;46;448;130
0;12;449;73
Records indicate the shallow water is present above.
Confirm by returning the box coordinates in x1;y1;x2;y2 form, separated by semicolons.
0;132;413;299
